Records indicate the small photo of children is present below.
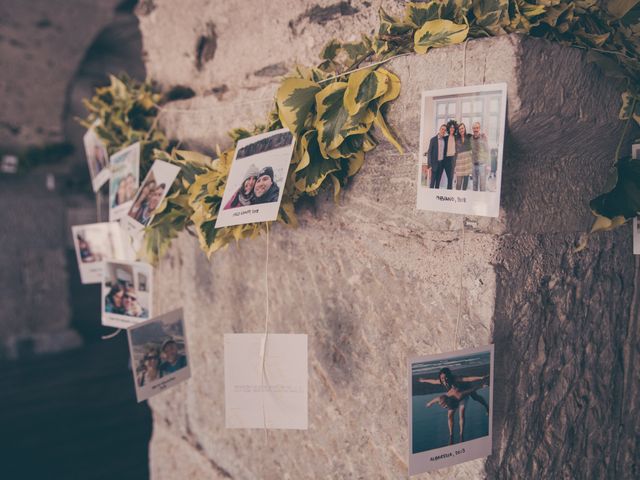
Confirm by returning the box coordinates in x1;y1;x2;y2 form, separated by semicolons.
408;345;494;475
127;308;191;402
83;122;110;191
101;260;153;329
216;128;294;228
417;84;506;217
109;142;140;222
123;159;181;237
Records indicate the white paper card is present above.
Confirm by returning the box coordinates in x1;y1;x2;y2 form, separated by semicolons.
71;222;135;284
109;142;140;222
417;84;507;217
127;308;191;402
224;333;308;430
83;122;111;192
408;345;494;475
123;159;181;238
216;129;294;228
101;260;153;329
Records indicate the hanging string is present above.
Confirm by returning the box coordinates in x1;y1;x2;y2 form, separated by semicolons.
95;191;103;223
101;328;122;340
452;221;466;351
317;52;413;84
452;39;471;351
259;222;271;444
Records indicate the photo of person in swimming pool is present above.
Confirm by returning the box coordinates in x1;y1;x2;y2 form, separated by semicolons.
408;346;494;475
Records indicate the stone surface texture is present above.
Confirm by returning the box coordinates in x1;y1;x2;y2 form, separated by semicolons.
0;1;145;358
138;2;639;479
0;0;120;148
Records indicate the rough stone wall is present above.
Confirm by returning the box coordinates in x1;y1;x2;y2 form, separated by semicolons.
0;0;143;358
139;2;639;479
0;0;120;148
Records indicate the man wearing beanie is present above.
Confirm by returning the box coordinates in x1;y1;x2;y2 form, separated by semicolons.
252;166;280;204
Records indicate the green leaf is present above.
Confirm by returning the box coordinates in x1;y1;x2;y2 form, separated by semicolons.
414;19;469;54
404;1;442;27
314;82;350;156
344;68;389;115
276;78;321;135
620;92;640;124
473;0;508;31
294;130;340;193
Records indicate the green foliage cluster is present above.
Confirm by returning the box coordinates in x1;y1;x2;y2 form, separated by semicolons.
83;1;640;261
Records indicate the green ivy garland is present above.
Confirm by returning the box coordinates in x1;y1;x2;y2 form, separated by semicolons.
81;1;640;262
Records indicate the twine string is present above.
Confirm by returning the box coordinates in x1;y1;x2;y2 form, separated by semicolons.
259;222;271;445
452;39;471;351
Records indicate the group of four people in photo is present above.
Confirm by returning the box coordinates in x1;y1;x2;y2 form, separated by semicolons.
426;120;491;191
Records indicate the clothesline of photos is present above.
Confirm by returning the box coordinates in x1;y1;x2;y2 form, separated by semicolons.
70;2;640;476
79;2;640;265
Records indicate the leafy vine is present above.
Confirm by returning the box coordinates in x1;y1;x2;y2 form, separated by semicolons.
81;1;640;262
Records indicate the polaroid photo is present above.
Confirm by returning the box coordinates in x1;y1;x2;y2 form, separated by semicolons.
215;128;294;228
83;122;111;192
101;260;153;329
123;159;181;238
417;84;507;217
127;308;191;402
408;345;494;476
224;333;308;430
109;142;140;222
71;222;135;284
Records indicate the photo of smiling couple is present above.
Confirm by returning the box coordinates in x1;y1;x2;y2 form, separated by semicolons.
215;128;295;228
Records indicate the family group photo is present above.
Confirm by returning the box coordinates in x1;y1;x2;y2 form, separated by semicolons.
128;309;191;402
417;84;507;217
409;346;493;474
102;261;152;325
216;128;295;228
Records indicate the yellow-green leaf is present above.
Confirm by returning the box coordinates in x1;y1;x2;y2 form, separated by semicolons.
344;68;389;115
374;111;404;154
404;1;442;28
414;19;469;54
276;78;322;135
314;82;350;156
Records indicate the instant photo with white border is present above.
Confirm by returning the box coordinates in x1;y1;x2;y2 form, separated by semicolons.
224;333;308;430
215;128;294;228
123;159;181;238
101;260;153;329
633;145;639;255
127;308;191;402
109;142;141;222
417;84;507;217
71;222;135;284
83;122;111;192
408;345;494;476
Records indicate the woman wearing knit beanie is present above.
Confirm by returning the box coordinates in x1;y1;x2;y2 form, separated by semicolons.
224;164;259;210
